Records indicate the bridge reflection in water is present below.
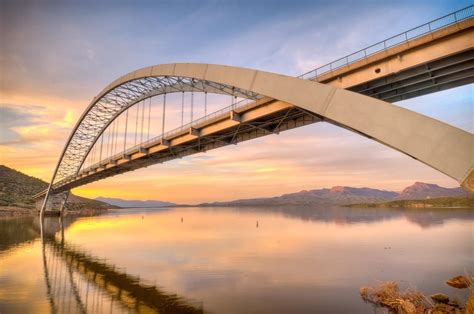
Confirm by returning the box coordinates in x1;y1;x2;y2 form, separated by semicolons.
39;218;203;314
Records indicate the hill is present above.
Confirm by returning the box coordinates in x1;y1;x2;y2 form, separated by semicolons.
0;165;48;208
95;197;175;208
199;183;471;207
396;182;468;199
0;165;115;210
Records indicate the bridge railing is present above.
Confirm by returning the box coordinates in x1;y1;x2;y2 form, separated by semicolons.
297;5;474;80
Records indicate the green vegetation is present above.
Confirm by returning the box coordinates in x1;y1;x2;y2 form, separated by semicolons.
0;165;47;208
348;196;474;208
0;165;115;211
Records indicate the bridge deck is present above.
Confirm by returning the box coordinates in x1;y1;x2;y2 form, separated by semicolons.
318;18;473;102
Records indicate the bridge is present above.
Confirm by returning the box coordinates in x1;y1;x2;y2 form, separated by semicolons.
36;6;474;214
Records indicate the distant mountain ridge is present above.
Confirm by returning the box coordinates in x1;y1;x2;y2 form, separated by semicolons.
95;197;175;208
199;183;470;207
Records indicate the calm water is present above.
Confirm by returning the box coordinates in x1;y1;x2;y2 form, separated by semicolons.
0;206;472;313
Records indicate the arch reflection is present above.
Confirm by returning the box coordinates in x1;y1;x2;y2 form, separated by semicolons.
40;217;204;314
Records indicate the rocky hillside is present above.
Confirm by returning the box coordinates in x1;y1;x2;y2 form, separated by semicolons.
0;165;48;208
0;165;115;210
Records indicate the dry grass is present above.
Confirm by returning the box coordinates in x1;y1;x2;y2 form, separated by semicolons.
463;274;474;314
360;281;433;313
360;277;474;314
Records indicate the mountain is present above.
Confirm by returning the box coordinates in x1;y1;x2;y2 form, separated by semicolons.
396;182;469;200
0;165;115;210
200;186;399;207
199;183;471;207
95;197;175;208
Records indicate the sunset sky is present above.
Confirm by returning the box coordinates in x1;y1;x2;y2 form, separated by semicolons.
1;0;472;204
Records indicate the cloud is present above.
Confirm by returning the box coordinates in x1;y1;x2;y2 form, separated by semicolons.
0;103;74;145
0;105;41;144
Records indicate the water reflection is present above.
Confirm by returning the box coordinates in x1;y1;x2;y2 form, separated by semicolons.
0;206;472;313
208;205;474;228
0;215;203;313
0;216;39;251
39;217;203;313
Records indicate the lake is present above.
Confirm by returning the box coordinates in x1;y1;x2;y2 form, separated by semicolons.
0;206;472;313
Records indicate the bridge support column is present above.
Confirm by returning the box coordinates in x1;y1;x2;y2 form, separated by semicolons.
59;191;70;215
36;191;70;216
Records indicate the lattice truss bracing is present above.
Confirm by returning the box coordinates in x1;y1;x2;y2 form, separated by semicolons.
52;76;262;190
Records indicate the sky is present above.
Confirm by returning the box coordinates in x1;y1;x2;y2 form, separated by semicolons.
1;0;472;203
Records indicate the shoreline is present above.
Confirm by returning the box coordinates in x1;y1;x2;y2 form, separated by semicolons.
0;206;113;220
0;206;35;219
347;196;474;209
2;202;472;220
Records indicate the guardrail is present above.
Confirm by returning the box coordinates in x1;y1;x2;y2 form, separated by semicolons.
297;5;474;80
